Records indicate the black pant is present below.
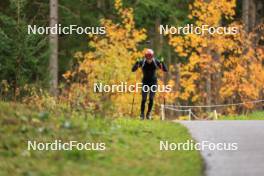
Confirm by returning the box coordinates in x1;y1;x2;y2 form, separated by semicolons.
141;81;157;115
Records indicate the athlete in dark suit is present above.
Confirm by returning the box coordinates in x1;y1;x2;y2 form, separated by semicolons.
132;49;168;119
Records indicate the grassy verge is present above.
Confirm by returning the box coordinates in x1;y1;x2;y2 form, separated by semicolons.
0;102;203;176
218;111;264;120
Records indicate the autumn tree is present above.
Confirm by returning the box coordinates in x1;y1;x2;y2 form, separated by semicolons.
169;0;264;113
64;0;146;116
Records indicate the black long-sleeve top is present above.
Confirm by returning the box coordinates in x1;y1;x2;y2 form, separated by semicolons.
132;58;168;83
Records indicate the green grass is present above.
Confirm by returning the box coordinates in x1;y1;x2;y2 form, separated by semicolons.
0;102;203;176
218;111;264;120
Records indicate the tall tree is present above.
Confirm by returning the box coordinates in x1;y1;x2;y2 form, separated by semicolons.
49;0;58;95
63;0;147;116
169;0;264;114
0;0;49;100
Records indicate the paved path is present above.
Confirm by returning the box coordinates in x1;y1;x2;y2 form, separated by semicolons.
180;121;264;176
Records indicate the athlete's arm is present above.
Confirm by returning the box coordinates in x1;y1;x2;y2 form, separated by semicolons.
132;60;142;72
157;60;168;72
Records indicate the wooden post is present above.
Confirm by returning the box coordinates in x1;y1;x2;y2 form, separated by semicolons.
160;104;165;120
188;109;192;121
214;110;218;120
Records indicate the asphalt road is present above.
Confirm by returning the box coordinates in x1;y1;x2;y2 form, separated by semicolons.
180;121;264;176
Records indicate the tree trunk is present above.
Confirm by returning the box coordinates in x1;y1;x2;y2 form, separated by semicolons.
167;46;172;81
249;0;256;31
242;0;250;32
49;0;58;95
155;16;162;56
256;0;264;25
97;0;106;12
255;0;264;45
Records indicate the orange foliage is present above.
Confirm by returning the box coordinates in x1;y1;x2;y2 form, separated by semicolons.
64;0;147;117
169;0;264;111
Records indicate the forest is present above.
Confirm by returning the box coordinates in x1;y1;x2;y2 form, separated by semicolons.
0;0;263;118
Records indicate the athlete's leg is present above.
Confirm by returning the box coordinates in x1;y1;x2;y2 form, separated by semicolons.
140;88;148;119
146;84;156;119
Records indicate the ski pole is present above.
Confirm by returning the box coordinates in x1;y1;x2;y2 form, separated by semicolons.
131;95;135;116
131;64;139;116
160;59;166;118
